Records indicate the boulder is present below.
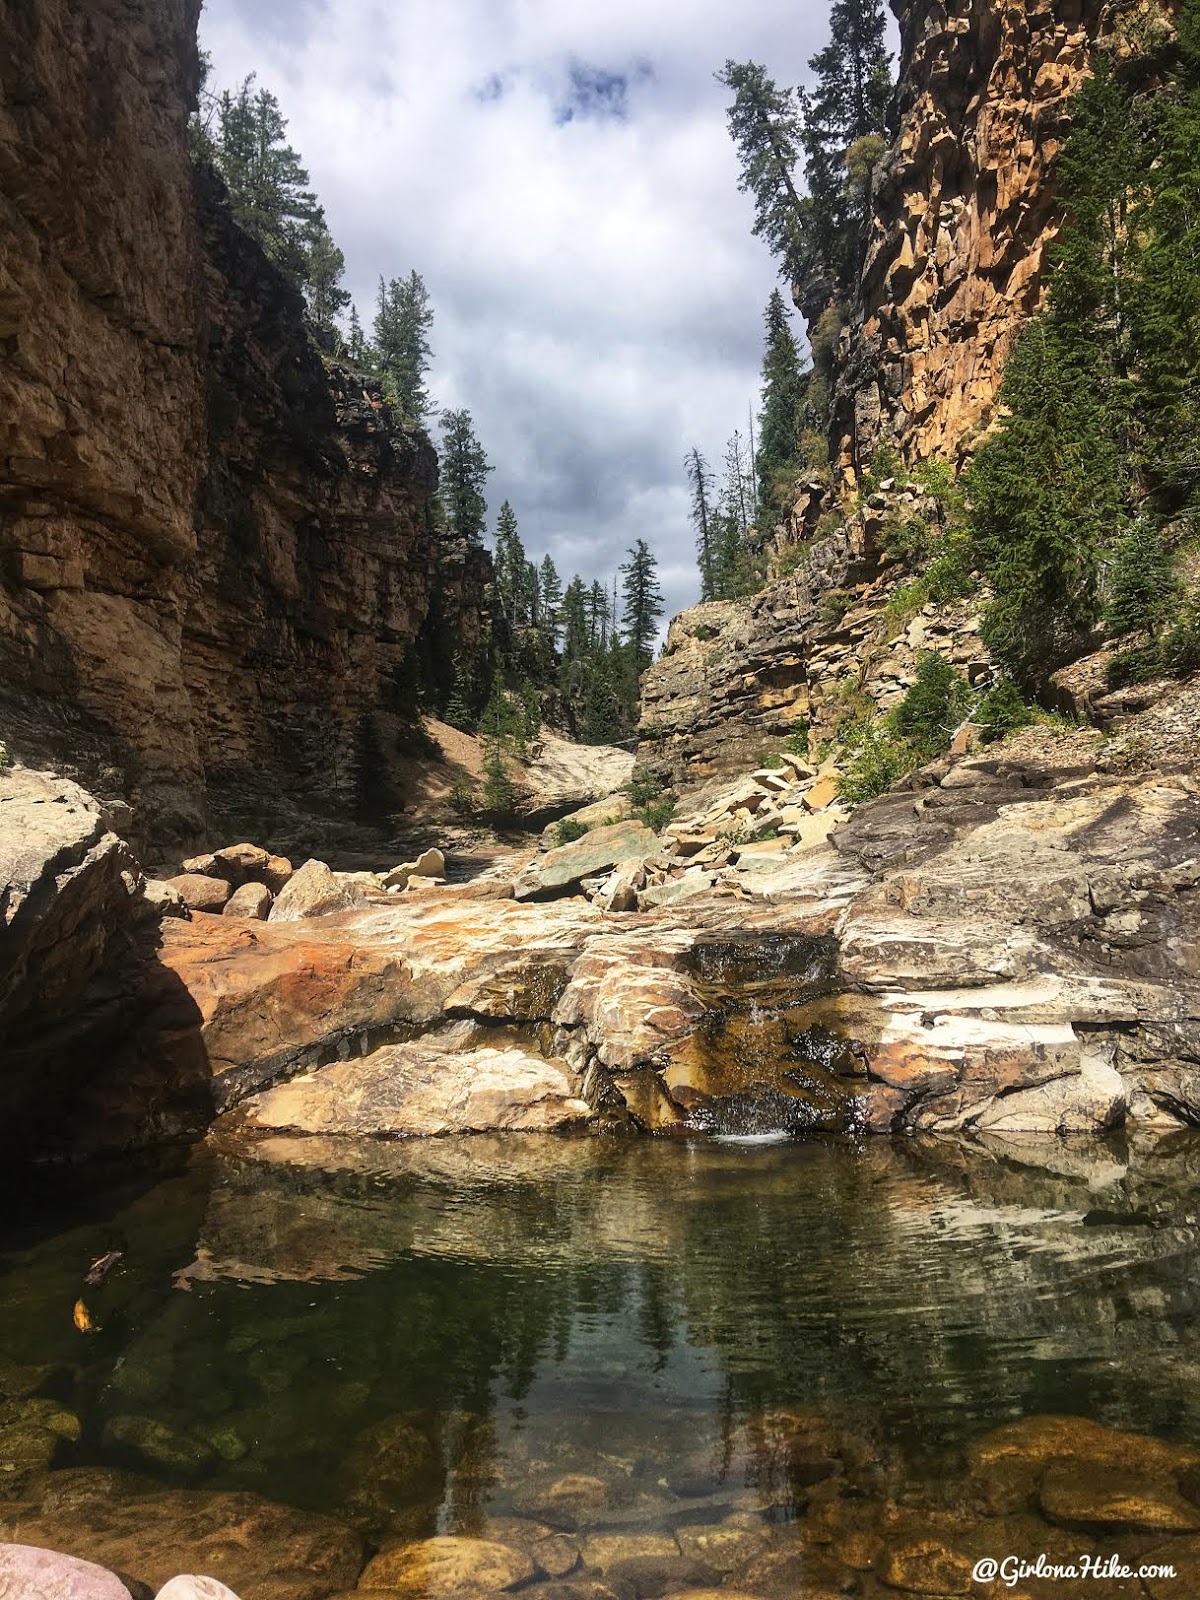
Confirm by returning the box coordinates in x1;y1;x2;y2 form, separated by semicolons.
514;821;659;901
156;1581;241;1600
140;881;189;920
166;876;232;915
382;847;446;891
358;1536;536;1597
260;856;294;894
213;845;269;884
239;1042;591;1139
540;794;632;849
0;768;142;1157
0;1544;133;1599
221;883;272;921
0;1481;363;1600
517;737;635;825
267;861;366;923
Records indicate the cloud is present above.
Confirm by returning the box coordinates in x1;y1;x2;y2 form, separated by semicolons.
196;0;855;627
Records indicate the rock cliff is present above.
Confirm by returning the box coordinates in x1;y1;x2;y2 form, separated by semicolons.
0;0;482;849
833;0;1166;479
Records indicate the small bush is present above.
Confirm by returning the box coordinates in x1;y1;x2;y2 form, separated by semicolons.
882;579;929;636
976;679;1034;743
774;543;810;578
881;515;931;564
637;798;676;833
1163;608;1200;675
924;534;976;602
841;722;918;804
892;652;971;760
821;589;854;628
1106;645;1164;690
629;769;665;809
553;818;591;846
448;772;477;816
782;724;812;754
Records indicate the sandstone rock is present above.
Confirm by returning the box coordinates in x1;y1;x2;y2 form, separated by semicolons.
1039;1459;1200;1532
166;876;232;915
540;794;633;849
518;738;635;824
382;847;446;891
0;768;141;1156
140;881;189;920
267;861;366;922
0;1483;363;1600
181;856;221;880
239;1042;590;1139
0;1545;133;1599
213;845;269;884
802;774;841;813
591;860;645;914
358;1536;536;1596
261;856;294;894
339;1414;437;1530
221;883;272;921
514;821;659;901
156;1581;241;1600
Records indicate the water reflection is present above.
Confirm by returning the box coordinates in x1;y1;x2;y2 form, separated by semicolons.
3;1130;1200;1560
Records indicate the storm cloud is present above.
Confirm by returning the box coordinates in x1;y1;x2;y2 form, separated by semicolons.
196;0;848;623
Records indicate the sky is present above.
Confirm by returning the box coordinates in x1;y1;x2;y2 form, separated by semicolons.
197;0;862;626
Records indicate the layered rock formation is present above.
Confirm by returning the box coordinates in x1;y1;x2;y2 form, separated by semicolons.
639;485;988;791
833;0;1168;478
0;0;482;848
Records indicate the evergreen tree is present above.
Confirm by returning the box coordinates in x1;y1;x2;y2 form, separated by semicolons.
443;651;475;731
439;409;492;544
586;580;611;649
1105;521;1180;637
346;304;372;368
716;61;806;274
374;272;435;422
208;77;322;283
494;501;527;626
560;578;591;663
756;290;810;522
303;213;351;343
799;0;892;288
686;447;718;600
538;555;564;650
620;541;665;669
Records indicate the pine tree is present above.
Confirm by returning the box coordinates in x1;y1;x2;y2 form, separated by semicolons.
444;651;475;730
375;272;435;422
799;0;892;289
209;77;322;283
538;556;564;650
756;290;810;522
303;213;350;344
1105;521;1180;637
439;410;492;544
346;304;372;369
685;447;718;600
586;581;611;649
620;541;665;669
716;61;806;274
494;501;527;626
560;578;591;664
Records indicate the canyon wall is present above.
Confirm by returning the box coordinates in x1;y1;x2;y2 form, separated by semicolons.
833;0;1163;479
0;0;479;850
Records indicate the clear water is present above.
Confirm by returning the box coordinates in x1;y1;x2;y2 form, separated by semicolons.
4;1131;1200;1550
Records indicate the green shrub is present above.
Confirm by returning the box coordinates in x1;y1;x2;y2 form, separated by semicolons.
881;515;931;564
637;798;676;833
924;533;976;602
882;579;929;635
629;769;665;809
821;589;854;627
553;818;591;846
976;679;1034;743
892;653;971;760
840;722;918;804
782;724;812;754
1106;645;1164;689
1163;608;1200;674
448;772;477;816
774;543;810;578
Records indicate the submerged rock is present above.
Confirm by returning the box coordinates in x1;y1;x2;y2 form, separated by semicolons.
358;1535;536;1596
0;1479;363;1600
0;1544;134;1599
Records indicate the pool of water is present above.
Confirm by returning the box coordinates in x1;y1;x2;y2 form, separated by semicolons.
4;1130;1200;1586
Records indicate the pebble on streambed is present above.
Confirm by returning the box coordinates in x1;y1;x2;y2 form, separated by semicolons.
0;1544;240;1599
